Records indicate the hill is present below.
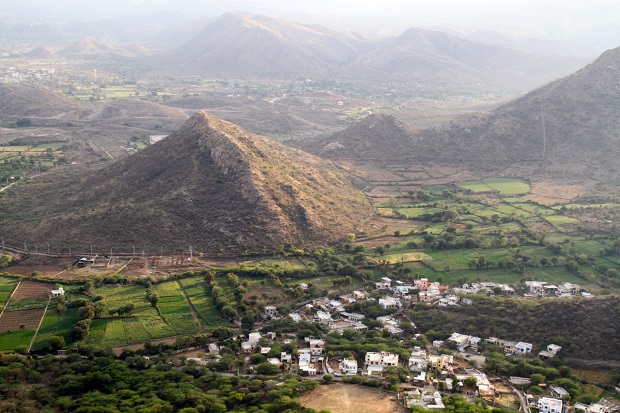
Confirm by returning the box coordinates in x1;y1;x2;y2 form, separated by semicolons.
0;84;88;120
336;27;587;92
150;12;373;77
301;113;418;160
0;111;370;254
409;45;620;181
59;37;136;60
22;46;56;59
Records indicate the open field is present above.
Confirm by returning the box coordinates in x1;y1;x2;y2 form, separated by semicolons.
11;280;54;300
299;383;405;413
0;308;46;332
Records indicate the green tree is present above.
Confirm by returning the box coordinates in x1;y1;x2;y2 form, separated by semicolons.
0;254;12;268
48;335;65;351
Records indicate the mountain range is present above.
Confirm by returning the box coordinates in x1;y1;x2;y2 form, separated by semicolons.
305;45;620;182
148;12;587;92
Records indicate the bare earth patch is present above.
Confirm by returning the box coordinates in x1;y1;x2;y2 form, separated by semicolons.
299;384;406;413
524;179;596;205
0;308;46;332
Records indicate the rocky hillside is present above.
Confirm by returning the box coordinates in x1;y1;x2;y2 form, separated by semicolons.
0;111;370;254
302;113;418;160
410;45;620;180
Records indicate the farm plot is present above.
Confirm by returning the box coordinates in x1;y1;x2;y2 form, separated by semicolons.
152;281;192;316
482;178;530;195
0;308;46;332
10;280;53;300
0;331;36;351
0;277;18;306
95;284;154;316
382;252;431;264
545;215;580;228
177;277;228;327
426;248;509;271
31;308;80;350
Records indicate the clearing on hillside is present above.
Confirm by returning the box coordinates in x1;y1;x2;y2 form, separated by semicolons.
299;383;405;413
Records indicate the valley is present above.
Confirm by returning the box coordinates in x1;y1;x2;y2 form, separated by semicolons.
0;4;619;413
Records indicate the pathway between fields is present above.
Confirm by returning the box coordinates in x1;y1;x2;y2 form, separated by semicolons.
176;281;203;331
28;297;51;352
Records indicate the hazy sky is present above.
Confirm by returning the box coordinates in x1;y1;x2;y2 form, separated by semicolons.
2;0;619;52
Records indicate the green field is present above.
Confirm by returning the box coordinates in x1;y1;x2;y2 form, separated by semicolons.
382;252;430;264
455;178;530;195
176;277;228;328
0;330;36;351
31;308;80;350
0;277;18;307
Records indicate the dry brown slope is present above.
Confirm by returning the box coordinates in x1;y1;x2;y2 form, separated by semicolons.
301;113;419;160
0;111;370;254
410;44;620;180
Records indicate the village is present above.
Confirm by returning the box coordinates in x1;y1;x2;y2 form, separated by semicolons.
170;276;613;413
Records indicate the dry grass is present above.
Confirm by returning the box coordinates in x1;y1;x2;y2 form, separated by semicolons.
299;384;406;413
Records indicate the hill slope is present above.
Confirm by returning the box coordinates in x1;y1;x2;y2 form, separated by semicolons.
0;111;370;254
150;12;373;77
59;37;136;60
336;28;586;91
302;113;418;160
0;84;88;120
410;45;620;180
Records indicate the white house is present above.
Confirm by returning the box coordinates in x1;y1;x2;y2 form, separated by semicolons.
298;283;309;290
409;347;428;372
298;353;316;375
375;281;391;290
365;351;399;373
514;342;533;355
547;344;562;355
339;359;358;375
281;352;292;364
379;297;400;309
538;398;563;413
51;287;65;297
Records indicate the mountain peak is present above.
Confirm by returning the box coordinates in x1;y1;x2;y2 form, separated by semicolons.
0;111;370;253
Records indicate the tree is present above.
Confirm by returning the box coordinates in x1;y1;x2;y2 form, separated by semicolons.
48;335;65;351
150;292;159;307
464;376;478;387
78;305;95;320
530;373;545;385
322;374;334;384
0;254;12;268
256;362;280;375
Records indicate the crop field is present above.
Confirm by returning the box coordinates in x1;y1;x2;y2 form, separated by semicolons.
95;283;154;316
0;277;18;306
31;308;79;350
0;308;46;332
177;277;228;327
382;252;430;264
11;280;53;300
544;215;580;228
425;248;509;271
482;178;531;195
455;178;530;195
152;281;192;315
0;330;36;351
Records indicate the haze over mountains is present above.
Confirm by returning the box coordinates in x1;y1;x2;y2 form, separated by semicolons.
148;13;587;92
0;112;370;253
306;44;620;181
